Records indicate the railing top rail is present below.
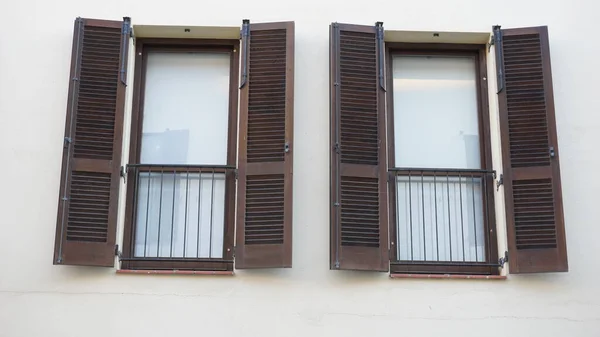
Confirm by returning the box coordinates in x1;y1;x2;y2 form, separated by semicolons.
127;164;237;169
389;167;496;175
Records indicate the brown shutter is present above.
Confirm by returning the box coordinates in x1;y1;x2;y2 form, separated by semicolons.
54;17;130;267
235;21;294;268
329;23;388;271
495;25;568;273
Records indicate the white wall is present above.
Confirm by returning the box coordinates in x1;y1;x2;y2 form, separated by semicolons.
1;0;599;336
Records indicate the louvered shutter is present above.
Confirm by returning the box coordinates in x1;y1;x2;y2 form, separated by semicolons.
329;23;388;271
235;21;294;268
495;25;568;273
54;17;130;267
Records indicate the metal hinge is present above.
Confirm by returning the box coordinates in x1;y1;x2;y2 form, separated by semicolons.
234;169;238;179
496;174;503;191
115;244;121;258
239;19;250;89
232;246;236;258
487;34;494;52
498;251;508;268
334;261;340;269
375;21;386;91
333;142;341;154
64;137;72;148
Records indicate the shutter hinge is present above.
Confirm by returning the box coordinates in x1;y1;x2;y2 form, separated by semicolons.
492;25;504;93
498;251;508;268
375;21;386;91
496;174;503;191
284;142;290;153
333;142;341;154
239;19;250;89
63;137;72;148
487;34;494;52
115;244;122;258
120;165;127;183
333;202;340;207
549;146;556;158
234;169;238;179
334;261;340;269
120;17;132;85
232;246;236;258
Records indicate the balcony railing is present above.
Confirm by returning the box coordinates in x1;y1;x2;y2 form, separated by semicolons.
123;164;235;262
389;168;496;266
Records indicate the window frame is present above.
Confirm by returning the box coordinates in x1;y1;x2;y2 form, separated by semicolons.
385;43;499;275
121;38;240;271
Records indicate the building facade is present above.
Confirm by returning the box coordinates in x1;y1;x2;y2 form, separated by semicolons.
1;0;599;336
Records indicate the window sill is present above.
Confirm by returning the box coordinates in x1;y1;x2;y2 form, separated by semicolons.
390;273;506;280
116;269;234;276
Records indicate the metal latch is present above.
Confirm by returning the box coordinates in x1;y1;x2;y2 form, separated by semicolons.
496;174;503;191
120;166;127;183
498;251;509;268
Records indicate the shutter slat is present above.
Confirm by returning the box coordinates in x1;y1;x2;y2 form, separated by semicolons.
54;17;129;267
330;23;388;271
235;21;294;269
496;25;568;273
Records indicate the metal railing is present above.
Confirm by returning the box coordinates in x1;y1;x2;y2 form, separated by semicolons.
389;167;496;265
123;164;235;262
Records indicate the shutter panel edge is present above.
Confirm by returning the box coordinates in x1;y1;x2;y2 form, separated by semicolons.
496;25;568;274
235;21;294;269
54;17;130;267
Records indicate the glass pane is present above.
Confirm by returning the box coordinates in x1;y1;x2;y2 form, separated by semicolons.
395;176;485;262
392;55;481;169
140;52;230;165
134;172;225;258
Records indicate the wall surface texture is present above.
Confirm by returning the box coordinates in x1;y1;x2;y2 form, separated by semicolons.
1;0;599;336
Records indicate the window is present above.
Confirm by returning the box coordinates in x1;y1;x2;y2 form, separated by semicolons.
329;23;568;275
121;43;238;271
387;46;498;275
54;18;295;270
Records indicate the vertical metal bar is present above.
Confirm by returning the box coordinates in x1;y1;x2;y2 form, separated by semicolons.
446;172;452;262
459;173;465;261
197;172;203;258
493;25;504;93
57;17;84;264
332;22;342;269
483;173;491;262
183;169;189;257
472;173;478;262
239;19;250;88
395;174;401;260
170;170;176;257
143;170;151;257
120;17;131;85
375;21;386;91
130;167;139;257
408;171;413;260
433;172;439;261
421;171;426;261
156;168;164;257
208;169;215;258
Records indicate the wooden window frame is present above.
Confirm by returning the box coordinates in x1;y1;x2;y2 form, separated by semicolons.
120;38;240;272
385;43;500;275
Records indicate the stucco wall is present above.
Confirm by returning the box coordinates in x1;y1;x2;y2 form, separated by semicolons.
1;0;599;336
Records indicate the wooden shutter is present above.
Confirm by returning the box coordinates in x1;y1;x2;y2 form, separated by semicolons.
329;23;388;271
495;25;568;273
54;17;130;267
235;21;294;268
